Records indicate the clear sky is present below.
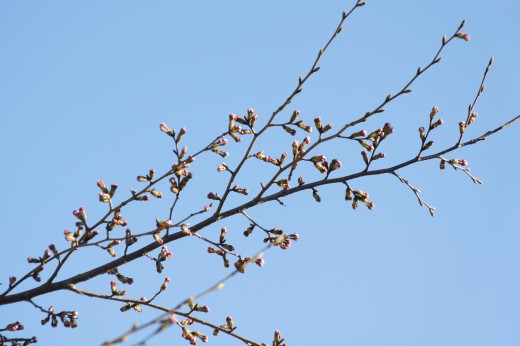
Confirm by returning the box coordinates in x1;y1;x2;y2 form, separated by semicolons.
1;1;519;346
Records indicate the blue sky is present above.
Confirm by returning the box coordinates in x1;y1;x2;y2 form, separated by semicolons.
1;1;519;345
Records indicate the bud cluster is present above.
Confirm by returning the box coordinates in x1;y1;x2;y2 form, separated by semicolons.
281;110;313;136
153;245;174;273
159;123;187;143
228;109;257;142
418;107;444;154
211;137;229;158
345;186;375;210
40;307;78;329
253;151;288;167
106;209;127;232
107;268;134;285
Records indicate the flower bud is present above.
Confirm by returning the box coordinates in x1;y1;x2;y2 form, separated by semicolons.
160;277;171;291
276;179;290;190
160;123;172;136
314;117;323;130
283;125;297;136
99;193;111;203
290;110;300;123
430;106;439;119
297;122;312;132
292;140;299;155
322;123;333;133
430;118;443;130
423;141;434;150
97;180;108;193
109;184;118;197
459;121;466;134
207;192;220;200
468;112;478;125
329;159;342;172
361;150;369;165
418;127;426;140
456;33;470;41
177;127;186;142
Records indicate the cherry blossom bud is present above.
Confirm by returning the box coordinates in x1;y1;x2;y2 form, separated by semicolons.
276;179;290;190
297;122;312;132
439;160;446;170
179;146;188;159
110;280;117;294
137;175;148;182
456;33;470;41
279;152;288;165
361;150;369;165
49;244;58;257
292;140;299;155
73;206;87;222
308;155;323;163
160;123;171;133
207;192;220;200
196;305;210;313
109;184;118;197
459;121;467;134
329;159;342;172
314;117;323;130
99;193;111;203
217;163;227;172
298;177;304;186
314;162;328;174
288;233;299;241
156;219;173;230
150;189;163;198
290;110;300;122
220;227;227;243
255;258;265;267
418;127;426;140
160;277;171;291
322;123;333;133
423;141;434;150
430;118;443;130
9;276;16;285
247;108;254;118
97;180;108;193
350;129;367;138
430;106;439;119
207;247;216;253
468;112;478;125
360;141;374;152
177;127;187;142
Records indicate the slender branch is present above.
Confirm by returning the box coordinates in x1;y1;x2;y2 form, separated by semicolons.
391;171;436;216
67;285;262;346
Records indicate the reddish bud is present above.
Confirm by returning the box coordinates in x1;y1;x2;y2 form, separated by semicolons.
468;112;478;125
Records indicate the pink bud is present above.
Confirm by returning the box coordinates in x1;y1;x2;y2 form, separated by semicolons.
159;123;170;133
